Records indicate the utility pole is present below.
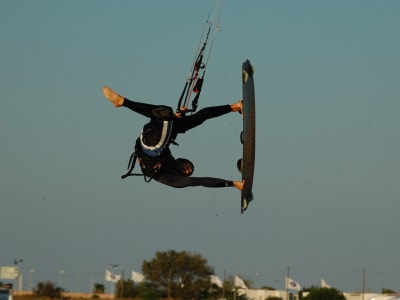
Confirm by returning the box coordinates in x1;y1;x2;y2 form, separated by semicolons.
29;269;35;291
109;264;118;298
14;259;23;291
286;267;289;300
362;268;366;300
222;269;226;299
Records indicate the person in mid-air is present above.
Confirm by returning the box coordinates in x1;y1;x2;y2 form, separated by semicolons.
102;86;244;191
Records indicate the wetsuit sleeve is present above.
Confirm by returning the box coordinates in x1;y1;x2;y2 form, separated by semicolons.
123;98;173;120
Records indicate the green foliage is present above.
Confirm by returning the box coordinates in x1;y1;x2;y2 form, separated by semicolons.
34;281;64;299
266;297;283;300
113;277;163;299
137;281;162;300
302;287;346;300
115;279;136;298
92;283;105;294
141;250;214;300
138;290;160;300
0;282;13;289
261;286;277;290
382;287;396;294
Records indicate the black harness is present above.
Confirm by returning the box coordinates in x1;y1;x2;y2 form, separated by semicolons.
121;138;173;182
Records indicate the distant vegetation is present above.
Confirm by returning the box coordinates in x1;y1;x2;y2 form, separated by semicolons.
5;250;399;300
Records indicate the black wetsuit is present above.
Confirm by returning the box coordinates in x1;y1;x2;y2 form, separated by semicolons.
122;98;234;188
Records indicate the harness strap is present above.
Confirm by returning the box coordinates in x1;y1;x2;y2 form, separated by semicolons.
121;152;140;179
122;136;171;183
121;152;155;183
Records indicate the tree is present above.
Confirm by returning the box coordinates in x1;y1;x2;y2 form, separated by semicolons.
34;281;64;299
382;287;396;294
0;283;13;289
115;279;137;298
142;250;214;300
93;283;105;294
137;281;162;300
302;287;346;300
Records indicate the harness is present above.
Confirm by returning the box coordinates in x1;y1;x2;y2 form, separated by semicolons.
140;120;173;157
121;138;173;182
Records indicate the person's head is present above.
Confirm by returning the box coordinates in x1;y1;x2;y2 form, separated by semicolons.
175;158;194;176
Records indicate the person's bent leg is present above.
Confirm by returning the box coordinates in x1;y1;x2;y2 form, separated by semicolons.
103;86;173;118
176;101;243;133
176;105;231;133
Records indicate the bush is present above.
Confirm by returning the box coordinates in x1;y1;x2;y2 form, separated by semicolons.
34;281;63;299
302;287;346;300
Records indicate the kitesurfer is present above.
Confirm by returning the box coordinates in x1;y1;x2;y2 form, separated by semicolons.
102;86;244;190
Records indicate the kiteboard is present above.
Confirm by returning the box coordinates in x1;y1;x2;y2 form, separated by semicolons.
237;59;255;213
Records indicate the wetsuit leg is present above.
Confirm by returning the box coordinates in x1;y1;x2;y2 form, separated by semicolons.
123;98;173;120
151;156;231;188
174;105;232;133
154;172;234;188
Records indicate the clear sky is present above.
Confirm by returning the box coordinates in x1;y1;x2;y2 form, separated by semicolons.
1;0;400;295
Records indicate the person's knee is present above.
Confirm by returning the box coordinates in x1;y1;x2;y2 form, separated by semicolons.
175;158;194;176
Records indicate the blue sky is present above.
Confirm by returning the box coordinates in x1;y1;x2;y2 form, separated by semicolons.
1;0;400;294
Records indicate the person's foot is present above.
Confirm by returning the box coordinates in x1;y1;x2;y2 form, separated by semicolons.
103;86;124;107
233;180;244;191
230;100;243;113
